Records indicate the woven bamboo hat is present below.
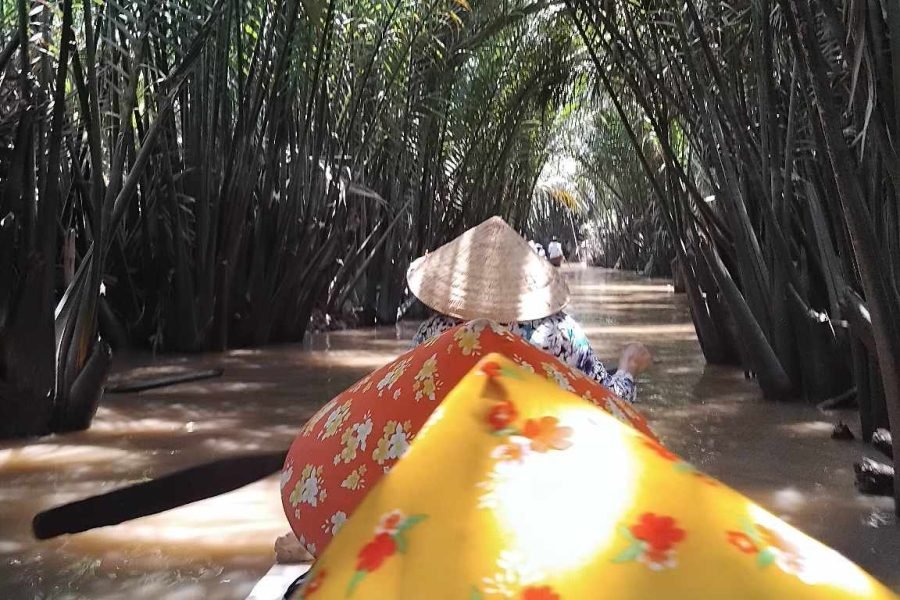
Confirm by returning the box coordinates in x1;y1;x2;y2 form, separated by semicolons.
406;216;570;322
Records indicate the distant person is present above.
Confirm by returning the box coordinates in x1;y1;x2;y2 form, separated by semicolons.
547;236;564;267
407;217;651;403
579;240;590;263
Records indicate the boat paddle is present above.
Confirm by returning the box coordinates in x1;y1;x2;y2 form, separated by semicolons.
32;450;287;540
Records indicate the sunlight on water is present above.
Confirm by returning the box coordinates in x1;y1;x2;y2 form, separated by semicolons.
1;267;898;598
300;350;406;370
0;444;139;472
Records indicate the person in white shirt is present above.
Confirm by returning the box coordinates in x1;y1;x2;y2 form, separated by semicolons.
547;237;564;267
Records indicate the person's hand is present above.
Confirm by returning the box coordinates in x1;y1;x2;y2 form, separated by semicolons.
618;342;652;377
274;531;314;564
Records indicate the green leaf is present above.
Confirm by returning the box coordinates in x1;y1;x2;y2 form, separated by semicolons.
617;524;637;543
740;518;761;543
611;542;643;564
491;428;519;437
398;514;428;531
470;588;485;600
757;548;777;569
394;532;407;553
346;570;366;597
674;461;697;473
499;366;524;380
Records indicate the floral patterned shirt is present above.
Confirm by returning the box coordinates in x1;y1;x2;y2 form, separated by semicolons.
412;312;637;403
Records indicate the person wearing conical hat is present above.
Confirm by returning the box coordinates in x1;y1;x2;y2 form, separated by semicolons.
407;216;651;402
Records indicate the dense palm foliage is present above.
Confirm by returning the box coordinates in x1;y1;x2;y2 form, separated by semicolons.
567;0;900;507
0;0;580;437
5;0;900;512
573;106;673;275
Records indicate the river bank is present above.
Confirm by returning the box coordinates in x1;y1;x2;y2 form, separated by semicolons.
1;266;898;599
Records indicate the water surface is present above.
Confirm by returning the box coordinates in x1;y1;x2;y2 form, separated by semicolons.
2;266;898;598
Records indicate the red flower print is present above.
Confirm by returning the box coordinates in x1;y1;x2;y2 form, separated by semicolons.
727;531;758;554
642;438;678;462
348;511;427;595
757;524;797;554
493;440;528;463
629;513;685;552
302;569;326;596
481;361;502;378
698;473;719;486
488;400;518;431
356;532;397;572
522;416;573;452
376;510;405;535
521;586;560;600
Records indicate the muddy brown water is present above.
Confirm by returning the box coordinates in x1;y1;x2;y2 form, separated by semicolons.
2;266;899;599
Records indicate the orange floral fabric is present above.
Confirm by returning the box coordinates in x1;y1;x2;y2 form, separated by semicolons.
281;319;657;556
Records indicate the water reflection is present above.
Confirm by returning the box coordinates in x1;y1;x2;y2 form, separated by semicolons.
1;267;898;598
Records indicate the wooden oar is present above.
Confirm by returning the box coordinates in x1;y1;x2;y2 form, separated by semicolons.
33;450;287;540
105;368;224;393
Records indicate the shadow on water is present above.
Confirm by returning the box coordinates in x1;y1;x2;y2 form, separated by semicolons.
2;266;899;598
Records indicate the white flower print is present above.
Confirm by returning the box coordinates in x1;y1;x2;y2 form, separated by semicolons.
324;511;347;536
386;425;410;459
377;358;412;396
413;354;440;402
372;420;413;464
542;363;574;392
356;418;373;449
334;414;374;465
347;374;372;393
319;400;351;439
299;474;320;506
280;464;293;491
289;464;324;508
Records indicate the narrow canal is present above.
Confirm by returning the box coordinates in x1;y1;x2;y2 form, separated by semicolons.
1;267;898;598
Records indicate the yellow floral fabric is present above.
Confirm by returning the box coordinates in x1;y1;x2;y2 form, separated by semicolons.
292;354;897;600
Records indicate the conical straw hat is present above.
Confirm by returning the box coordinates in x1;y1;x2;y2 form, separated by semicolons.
406;216;569;322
